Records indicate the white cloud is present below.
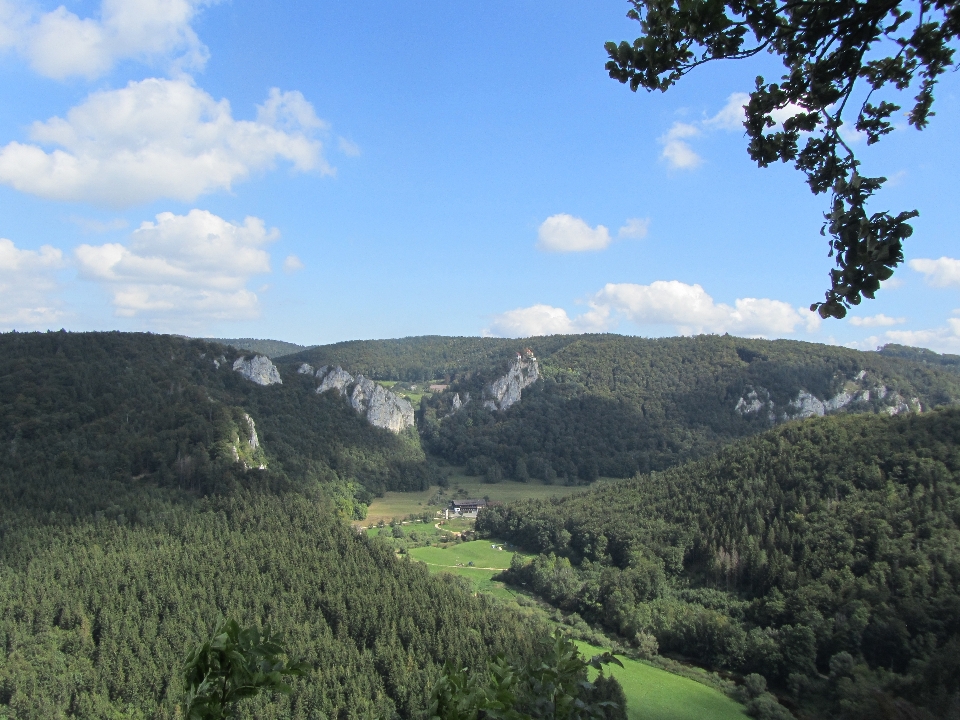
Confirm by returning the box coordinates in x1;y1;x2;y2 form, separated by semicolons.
283;254;304;273
910;256;960;287
618;218;649;240
75;209;276;321
487;280;819;338
486;303;610;338
882;320;960;354
0;237;64;328
849;313;905;327
537;214;611;253
660;122;702;169
68;215;129;233
660;92;753;169
596;281;815;335
703;92;749;131
0;78;331;207
0;0;211;80
338;137;361;157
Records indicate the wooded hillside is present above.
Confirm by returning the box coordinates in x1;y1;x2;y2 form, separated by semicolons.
478;409;960;718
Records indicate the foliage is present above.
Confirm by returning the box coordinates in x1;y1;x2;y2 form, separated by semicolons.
183;619;306;719
0;489;548;718
428;630;625;720
478;409;960;718
422;334;960;482
203;338;310;358
605;0;960;318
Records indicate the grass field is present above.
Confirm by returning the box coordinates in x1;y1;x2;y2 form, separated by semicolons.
363;476;600;526
407;540;522;601
576;642;750;720
406;542;750;719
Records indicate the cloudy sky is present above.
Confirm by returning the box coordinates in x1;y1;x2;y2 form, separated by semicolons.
1;1;958;352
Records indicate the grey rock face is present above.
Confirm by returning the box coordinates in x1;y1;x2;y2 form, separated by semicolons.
243;413;260;451
350;375;415;433
733;372;922;423
297;363;314;375
451;393;463;412
232;355;282;386
790;391;826;418
317;366;354;395
485;354;540;411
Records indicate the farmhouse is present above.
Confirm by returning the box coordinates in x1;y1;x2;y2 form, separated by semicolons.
448;498;487;514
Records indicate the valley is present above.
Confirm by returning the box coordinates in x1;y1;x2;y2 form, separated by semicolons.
1;330;958;718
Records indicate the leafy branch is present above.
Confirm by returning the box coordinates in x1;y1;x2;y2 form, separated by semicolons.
605;0;960;318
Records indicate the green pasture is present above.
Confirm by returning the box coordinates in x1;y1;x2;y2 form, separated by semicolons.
364;477;598;526
407;540;521;601
576;642;750;720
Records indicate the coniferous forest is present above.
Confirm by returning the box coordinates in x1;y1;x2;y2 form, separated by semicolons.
2;330;959;718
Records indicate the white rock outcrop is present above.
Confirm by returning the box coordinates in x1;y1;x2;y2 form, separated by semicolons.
351;376;415;433
789;391;826;418
315;366;414;433
297;363;314;375
733;371;923;423
243;413;260;451
485;353;540;411
233;355;282;385
317;366;354;395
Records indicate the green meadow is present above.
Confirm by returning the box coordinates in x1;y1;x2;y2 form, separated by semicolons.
363;476;599;526
576;642;750;720
407;540;521;601
405;541;751;719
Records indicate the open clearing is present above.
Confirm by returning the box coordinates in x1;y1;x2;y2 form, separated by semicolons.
364;476;601;526
407;542;749;719
577;642;750;720
407;540;521;601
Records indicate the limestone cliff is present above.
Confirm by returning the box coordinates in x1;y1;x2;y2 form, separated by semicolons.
734;371;921;423
232;355;282;386
317;366;354;395
351;376;416;434
485;352;539;411
315;367;415;433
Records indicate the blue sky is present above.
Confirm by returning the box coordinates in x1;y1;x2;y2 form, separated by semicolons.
1;1;958;352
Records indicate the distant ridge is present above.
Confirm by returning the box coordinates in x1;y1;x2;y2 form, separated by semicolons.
878;342;960;372
203;337;313;358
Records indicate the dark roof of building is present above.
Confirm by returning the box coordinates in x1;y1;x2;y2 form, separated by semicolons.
449;498;488;507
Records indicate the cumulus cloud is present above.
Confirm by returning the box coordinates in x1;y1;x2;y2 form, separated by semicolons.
338;137;361;157
487;280;819;338
537;214;611;253
596;281;817;335
618;218;649;240
0;78;331;207
660;92;752;169
882;319;960;354
659;122;702;169
283;254;304;273
910;257;960;287
0;0;211;80
703;92;750;131
486;303;610;338
848;313;905;327
75;209;276;321
0;237;64;328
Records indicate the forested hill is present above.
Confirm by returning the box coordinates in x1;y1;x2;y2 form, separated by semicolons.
478;409;960;718
202;337;311;358
0;331;435;524
413;334;960;481
0;331;549;717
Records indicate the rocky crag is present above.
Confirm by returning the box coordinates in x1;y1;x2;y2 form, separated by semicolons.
232;355;282;386
735;369;922;423
306;364;415;433
483;350;540;411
